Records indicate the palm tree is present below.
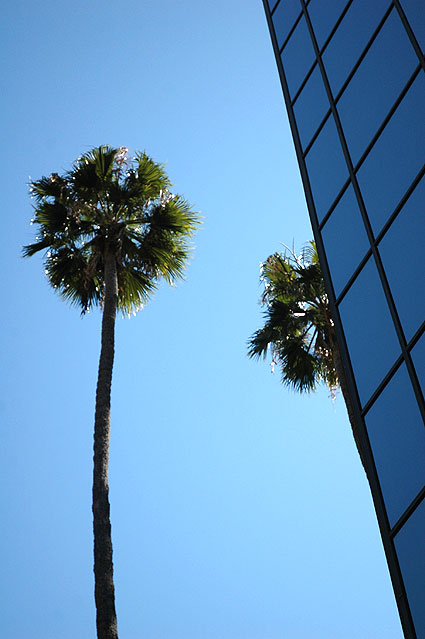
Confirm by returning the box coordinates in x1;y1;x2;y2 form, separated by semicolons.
24;145;200;639
248;242;365;467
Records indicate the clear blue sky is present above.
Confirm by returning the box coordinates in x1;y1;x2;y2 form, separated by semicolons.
1;1;402;637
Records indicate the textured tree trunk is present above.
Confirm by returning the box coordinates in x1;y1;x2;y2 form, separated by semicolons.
93;249;119;639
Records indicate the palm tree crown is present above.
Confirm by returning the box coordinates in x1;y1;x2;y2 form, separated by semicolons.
24;145;200;314
248;242;338;394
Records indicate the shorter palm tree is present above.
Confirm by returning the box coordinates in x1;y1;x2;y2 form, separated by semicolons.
248;242;365;466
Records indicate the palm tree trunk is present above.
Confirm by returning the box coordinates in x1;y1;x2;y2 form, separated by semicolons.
331;337;367;473
93;249;119;639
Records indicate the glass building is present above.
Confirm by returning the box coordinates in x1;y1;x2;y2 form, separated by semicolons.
262;1;425;636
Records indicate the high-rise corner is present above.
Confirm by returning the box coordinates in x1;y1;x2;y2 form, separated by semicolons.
262;1;425;636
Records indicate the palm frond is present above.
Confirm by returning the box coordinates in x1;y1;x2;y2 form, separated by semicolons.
29;173;70;202
129;152;171;201
71;146;118;190
117;267;157;316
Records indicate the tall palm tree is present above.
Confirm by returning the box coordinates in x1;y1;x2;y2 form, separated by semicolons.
248;242;365;467
24;145;200;639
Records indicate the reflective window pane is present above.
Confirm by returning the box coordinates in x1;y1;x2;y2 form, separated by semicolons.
293;64;330;149
411;331;425;399
305;114;348;221
281;16;316;97
365;364;425;525
395;498;425;639
337;10;418;166
322;184;370;297
272;0;302;49
400;0;425;54
357;73;425;237
338;256;400;405
269;0;280;12
379;176;425;342
307;0;349;49
322;0;390;97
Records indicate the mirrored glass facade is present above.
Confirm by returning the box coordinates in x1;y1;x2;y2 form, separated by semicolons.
263;1;425;636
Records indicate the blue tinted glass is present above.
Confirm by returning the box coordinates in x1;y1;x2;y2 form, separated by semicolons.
411;331;425;398
322;0;390;96
338;256;400;405
365;364;425;525
305;114;348;221
272;0;302;49
357;73;425;237
379;176;425;342
269;0;280;12
337;11;418;166
293;64;330;149
307;0;349;49
322;184;370;297
395;498;425;639
281;16;316;97
400;0;425;54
